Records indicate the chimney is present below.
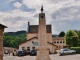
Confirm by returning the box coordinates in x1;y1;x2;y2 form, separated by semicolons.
27;22;30;33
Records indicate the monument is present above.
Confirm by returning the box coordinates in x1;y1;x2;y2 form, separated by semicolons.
0;24;7;60
35;6;51;60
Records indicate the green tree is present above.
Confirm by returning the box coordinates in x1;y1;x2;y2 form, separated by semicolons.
59;31;65;37
3;31;26;48
65;30;78;47
74;30;80;46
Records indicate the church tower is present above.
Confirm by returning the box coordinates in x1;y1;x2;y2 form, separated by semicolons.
35;6;51;60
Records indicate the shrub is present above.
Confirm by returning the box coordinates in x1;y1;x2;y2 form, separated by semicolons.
70;47;80;54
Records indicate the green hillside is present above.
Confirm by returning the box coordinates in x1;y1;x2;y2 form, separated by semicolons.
3;30;27;48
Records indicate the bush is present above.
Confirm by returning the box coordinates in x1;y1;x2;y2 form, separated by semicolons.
70;47;80;54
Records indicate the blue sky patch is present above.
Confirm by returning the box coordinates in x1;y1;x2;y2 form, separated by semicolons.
0;0;16;12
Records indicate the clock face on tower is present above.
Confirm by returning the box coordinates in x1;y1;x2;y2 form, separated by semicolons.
41;16;43;18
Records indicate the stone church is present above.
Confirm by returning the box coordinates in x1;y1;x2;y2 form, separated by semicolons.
19;7;66;53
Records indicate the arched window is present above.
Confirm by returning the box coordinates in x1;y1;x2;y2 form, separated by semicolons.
54;41;56;43
57;41;59;43
60;41;62;43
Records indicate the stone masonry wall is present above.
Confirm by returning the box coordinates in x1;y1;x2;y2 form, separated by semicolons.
0;27;4;60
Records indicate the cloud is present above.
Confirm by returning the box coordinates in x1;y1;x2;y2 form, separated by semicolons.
0;0;80;34
13;2;22;8
51;5;80;34
0;9;38;32
51;6;80;21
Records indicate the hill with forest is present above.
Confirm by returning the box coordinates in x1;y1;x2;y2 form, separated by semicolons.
3;30;27;48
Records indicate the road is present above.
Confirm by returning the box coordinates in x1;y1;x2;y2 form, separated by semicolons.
3;54;80;60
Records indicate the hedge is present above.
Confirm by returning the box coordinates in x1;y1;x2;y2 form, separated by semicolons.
70;47;80;54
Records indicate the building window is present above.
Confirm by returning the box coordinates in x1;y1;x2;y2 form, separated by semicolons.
27;47;30;50
54;41;56;43
33;42;38;46
59;46;60;48
22;47;25;50
32;47;35;50
57;41;59;43
60;41;62;43
56;46;61;48
56;46;58;48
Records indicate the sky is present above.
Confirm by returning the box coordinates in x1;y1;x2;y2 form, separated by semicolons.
0;0;80;34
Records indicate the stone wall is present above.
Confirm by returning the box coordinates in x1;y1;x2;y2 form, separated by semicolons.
0;27;4;60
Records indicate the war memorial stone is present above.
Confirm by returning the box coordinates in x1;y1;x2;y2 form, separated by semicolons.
35;6;51;60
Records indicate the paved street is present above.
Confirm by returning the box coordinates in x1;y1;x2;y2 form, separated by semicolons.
3;54;80;60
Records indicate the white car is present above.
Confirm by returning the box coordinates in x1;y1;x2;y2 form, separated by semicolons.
59;48;76;56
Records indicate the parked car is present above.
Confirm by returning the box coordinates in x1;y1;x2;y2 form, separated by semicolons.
4;50;8;54
59;48;76;56
23;50;27;56
17;51;26;56
30;50;37;56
